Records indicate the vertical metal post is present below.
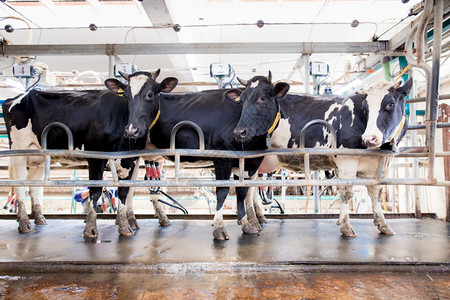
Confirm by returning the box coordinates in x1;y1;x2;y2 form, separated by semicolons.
303;54;311;94
108;55;115;78
44;155;51;180
174;154;180;181
108;159;119;183
426;0;443;181
239;157;245;184
410;74;422;218
440;104;450;222
313;170;320;213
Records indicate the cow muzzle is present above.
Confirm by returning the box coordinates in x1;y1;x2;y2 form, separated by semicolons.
362;135;382;148
234;127;248;142
125;123;140;139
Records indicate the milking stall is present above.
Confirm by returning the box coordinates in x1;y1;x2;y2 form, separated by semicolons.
0;0;448;298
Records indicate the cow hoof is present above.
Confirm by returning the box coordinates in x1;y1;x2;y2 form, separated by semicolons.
340;223;356;237
119;222;135;236
249;219;262;231
242;223;258;235
257;215;268;224
128;217;140;230
379;225;395;235
213;228;229;240
18;219;32;233
34;214;47;225
119;227;134;236
159;218;171;227
84;225;98;238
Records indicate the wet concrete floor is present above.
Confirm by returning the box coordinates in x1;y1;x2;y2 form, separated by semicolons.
0;218;448;299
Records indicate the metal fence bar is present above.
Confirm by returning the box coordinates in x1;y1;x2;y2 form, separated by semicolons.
408;123;450;130
406;93;450;103
0;178;441;188
0;146;442;161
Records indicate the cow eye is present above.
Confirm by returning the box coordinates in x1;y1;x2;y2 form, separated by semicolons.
147;92;154;99
386;102;394;110
260;96;267;101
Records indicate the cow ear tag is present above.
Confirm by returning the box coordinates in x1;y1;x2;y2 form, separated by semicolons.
235;96;240;102
116;87;125;96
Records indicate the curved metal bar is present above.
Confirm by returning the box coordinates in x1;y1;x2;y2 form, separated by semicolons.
41;122;74;151
169;121;205;151
300;119;337;149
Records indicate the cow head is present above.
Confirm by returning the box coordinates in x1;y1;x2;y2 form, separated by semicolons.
361;78;413;148
233;71;290;142
105;69;178;139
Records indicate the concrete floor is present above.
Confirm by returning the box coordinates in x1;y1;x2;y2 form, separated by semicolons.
0;218;448;299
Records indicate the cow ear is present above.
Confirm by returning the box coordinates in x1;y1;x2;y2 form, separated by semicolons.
395;78;413;98
224;89;242;104
273;82;290;99
159;77;178;93
105;78;126;94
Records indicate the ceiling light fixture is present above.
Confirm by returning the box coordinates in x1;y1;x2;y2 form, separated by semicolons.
351;20;359;28
4;24;14;33
173;24;181;32
256;20;264;28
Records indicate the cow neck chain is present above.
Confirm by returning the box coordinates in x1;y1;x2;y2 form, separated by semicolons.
266;100;281;147
267;100;281;134
146;104;161;144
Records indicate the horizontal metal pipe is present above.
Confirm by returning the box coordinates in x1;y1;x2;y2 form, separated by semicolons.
406;93;450;103
408;123;450;130
0;178;438;188
0;147;402;160
0;146;447;163
0;213;437;220
2;41;389;56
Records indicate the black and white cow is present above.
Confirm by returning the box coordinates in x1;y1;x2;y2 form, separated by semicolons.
2;69;177;237
234;78;413;236
124;72;289;240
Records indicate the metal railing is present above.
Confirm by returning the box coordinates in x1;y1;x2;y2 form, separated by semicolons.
0;118;447;190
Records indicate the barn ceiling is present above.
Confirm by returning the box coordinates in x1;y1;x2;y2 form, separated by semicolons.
0;0;447;97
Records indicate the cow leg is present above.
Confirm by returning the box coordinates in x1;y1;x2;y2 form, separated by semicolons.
84;199;98;238
10;156;32;233
335;158;358;237
242;186;261;232
123;186;140;230
336;185;356;237
240;173;261;231
236;186;258;234
84;159;107;238
367;185;395;235
115;158;140;230
27;166;47;225
116;200;134;236
253;188;267;224
150;193;171;227
212;161;232;240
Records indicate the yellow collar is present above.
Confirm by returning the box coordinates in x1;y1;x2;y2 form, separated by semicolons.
267;111;281;134
149;109;160;130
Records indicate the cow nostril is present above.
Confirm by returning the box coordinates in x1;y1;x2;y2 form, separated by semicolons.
363;135;379;146
240;129;247;138
126;124;139;136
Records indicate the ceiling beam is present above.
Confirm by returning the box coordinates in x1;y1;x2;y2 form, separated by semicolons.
1;41;393;56
138;0;196;90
